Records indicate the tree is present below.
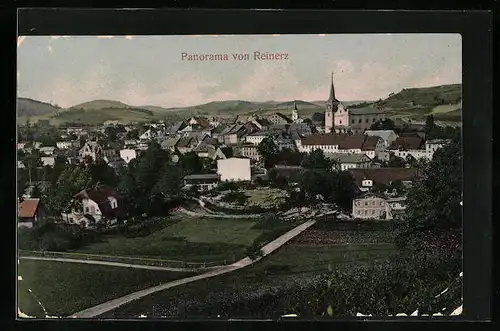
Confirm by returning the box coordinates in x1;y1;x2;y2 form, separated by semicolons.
401;139;462;234
258;137;280;168
370;118;395;131
387;154;406;167
301;149;336;172
178;152;203;175
126;129;140;140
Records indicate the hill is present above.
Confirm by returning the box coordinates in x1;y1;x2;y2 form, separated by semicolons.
377;84;462;118
17;97;61;118
71;99;133;111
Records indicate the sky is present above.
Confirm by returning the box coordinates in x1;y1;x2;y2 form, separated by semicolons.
17;34;462;108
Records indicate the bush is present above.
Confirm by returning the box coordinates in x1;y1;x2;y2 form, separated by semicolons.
18;223;99;252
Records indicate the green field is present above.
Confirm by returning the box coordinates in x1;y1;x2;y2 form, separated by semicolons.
73;217;269;263
102;239;398;318
17;260;194;317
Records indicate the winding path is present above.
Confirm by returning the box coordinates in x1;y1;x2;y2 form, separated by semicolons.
19;256;221;272
67;219;316;318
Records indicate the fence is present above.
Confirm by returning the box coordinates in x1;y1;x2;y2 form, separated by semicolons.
18;250;226;270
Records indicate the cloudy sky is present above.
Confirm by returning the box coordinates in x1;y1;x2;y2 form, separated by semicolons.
17;34;461;108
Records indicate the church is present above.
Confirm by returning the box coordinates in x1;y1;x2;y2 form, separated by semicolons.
324;74;387;134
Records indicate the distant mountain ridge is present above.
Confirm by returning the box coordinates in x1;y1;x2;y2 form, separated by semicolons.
17;83;462;125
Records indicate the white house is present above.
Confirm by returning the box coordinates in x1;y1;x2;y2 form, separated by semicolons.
119;149;136;164
63;185;123;226
41;156;55;167
245;131;268;145
183;174;220;192
324;153;373;171
79;141;103;161
425;139;451;159
39;146;56;156
56;141;73;149
217;157;251;182
388;136;427;160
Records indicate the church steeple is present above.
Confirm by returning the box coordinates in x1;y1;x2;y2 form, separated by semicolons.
328;72;338;102
292;100;299;122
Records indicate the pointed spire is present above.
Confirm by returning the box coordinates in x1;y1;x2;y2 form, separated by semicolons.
329;72;337;102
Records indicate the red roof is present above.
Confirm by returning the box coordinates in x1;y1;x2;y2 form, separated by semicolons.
18;199;40;218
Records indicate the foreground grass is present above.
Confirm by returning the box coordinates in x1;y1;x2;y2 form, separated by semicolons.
17;260;194;317
73;217;267;264
102;240;398;318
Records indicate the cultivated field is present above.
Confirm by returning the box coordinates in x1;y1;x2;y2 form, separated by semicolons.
72;216;280;264
100;224;398;318
17;260;194;317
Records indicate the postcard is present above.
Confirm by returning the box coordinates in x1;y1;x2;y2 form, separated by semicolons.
16;33;463;319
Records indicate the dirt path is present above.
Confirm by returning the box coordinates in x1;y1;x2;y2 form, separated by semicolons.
67;219;316;318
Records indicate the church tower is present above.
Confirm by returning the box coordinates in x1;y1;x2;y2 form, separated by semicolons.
291;100;299;122
324;73;339;133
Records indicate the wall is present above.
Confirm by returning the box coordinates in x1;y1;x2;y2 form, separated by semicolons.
217;158;251;182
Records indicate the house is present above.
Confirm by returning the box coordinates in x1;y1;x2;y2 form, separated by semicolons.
119;149;137;164
219;124;248;145
183;173;220;191
192;143;217;158
240;143;261;161
268;112;292;125
276;137;296;151
252;118;272;130
425;139;451;159
348;167;422;192
324;153;373;171
245;131;270;145
364;130;399;148
39;146;56;156
79;141;103;161
176;137;198;154
297;133;384;158
388;136;427;160
56;141;73;150
102;148;117;159
217;157;251;182
188;116;212;130
160;136;181;152
139;128;159;140
69;184;124;226
41;156;55;167
210;146;234;160
18;198;43;228
352;193;407;220
352;193;388;220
